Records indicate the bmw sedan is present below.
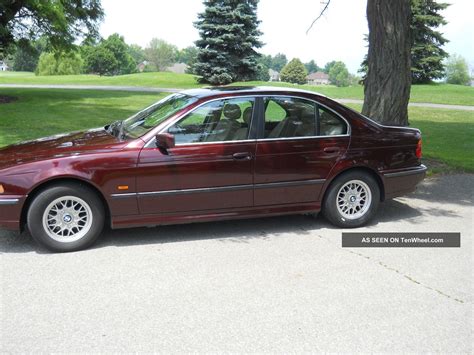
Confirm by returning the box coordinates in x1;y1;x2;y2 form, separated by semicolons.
0;87;426;252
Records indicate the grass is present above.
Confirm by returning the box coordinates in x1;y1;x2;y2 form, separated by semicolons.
1;71;473;106
0;88;472;172
0;71;199;89
0;88;164;146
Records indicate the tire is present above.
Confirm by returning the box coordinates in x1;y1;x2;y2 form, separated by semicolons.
322;171;380;228
27;183;105;252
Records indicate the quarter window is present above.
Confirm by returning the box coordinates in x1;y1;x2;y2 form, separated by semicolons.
168;98;254;144
318;106;347;136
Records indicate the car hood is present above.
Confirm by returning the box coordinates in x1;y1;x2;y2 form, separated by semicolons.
0;128;124;171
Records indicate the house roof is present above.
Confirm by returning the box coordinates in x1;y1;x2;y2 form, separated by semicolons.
307;71;329;80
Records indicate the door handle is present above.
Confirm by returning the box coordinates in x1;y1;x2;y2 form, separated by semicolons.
323;147;340;154
232;152;252;160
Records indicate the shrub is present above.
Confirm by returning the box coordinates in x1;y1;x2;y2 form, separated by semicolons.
280;58;307;84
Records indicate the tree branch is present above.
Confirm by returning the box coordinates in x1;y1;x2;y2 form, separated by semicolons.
306;0;332;34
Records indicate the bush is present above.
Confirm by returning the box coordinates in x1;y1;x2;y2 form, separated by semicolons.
83;46;119;76
36;52;83;76
280;58;307;84
445;54;470;85
328;61;350;87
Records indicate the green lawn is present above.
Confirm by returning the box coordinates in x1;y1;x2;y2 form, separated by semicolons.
0;88;472;172
0;88;164;146
1;71;473;106
0;71;199;89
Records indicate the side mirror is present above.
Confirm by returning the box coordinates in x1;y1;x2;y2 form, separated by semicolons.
155;133;175;152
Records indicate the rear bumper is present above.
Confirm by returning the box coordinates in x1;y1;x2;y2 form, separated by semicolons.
0;195;26;231
381;164;427;200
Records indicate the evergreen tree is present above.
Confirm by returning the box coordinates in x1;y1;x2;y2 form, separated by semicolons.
360;0;449;84
194;0;263;85
280;58;307;84
411;0;449;83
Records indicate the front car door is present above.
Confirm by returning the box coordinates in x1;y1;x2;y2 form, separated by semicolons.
254;95;350;206
136;96;258;215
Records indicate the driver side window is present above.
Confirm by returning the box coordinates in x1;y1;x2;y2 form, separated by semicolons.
168;98;254;144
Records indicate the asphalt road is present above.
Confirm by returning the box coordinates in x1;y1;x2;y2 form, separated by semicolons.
1;84;473;111
1;174;472;353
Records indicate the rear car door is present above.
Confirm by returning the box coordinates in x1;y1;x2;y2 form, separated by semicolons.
136;96;258;214
254;96;350;206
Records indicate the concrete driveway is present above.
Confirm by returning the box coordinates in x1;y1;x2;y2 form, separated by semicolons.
1;174;472;353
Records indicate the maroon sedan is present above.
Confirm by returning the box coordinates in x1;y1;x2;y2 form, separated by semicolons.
0;87;426;251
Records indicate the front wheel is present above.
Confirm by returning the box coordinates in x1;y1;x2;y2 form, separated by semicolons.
322;171;380;228
27;183;105;252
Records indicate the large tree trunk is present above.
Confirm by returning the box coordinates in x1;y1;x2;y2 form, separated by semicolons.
362;0;412;126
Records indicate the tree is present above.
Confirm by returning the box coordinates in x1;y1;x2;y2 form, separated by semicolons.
280;58;307;84
445;54;470;85
271;53;288;72
12;38;46;71
36;52;83;75
258;54;273;69
256;63;270;81
360;0;449;84
177;46;198;74
82;34;136;75
0;0;103;52
83;46;118;76
145;38;177;72
194;0;263;85
328;61;350;87
411;0;449;83
101;34;136;74
128;44;145;65
362;0;412;126
305;60;319;74
323;60;337;74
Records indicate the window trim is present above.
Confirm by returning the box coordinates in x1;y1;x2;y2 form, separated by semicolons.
145;94;351;148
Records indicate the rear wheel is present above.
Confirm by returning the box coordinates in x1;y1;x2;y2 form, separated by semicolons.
323;171;380;228
27;183;104;252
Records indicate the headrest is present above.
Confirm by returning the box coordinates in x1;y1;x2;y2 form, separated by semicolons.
223;104;242;120
242;107;253;124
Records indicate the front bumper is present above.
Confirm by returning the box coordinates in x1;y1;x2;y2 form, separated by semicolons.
381;164;427;200
0;195;26;231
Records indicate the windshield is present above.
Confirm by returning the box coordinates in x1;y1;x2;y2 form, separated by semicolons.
120;93;198;138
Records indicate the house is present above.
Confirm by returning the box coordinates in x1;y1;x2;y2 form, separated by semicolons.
0;61;9;71
137;60;149;72
268;68;280;81
165;62;188;74
307;71;329;85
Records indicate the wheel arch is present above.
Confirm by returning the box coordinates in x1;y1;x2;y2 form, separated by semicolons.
20;177;111;232
321;166;385;206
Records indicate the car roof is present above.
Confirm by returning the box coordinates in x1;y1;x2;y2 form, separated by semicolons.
180;86;327;99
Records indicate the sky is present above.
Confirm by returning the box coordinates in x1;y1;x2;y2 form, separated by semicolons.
99;0;474;74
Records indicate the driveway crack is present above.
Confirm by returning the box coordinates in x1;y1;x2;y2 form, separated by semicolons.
311;232;465;304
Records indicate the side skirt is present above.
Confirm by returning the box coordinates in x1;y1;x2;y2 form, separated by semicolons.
111;202;321;229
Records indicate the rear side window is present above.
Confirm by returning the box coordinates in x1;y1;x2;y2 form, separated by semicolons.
263;96;348;138
264;97;317;138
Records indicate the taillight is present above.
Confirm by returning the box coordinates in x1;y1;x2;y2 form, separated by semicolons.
416;139;422;159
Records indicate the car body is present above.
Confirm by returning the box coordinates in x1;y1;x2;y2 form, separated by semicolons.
0;87;426;251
